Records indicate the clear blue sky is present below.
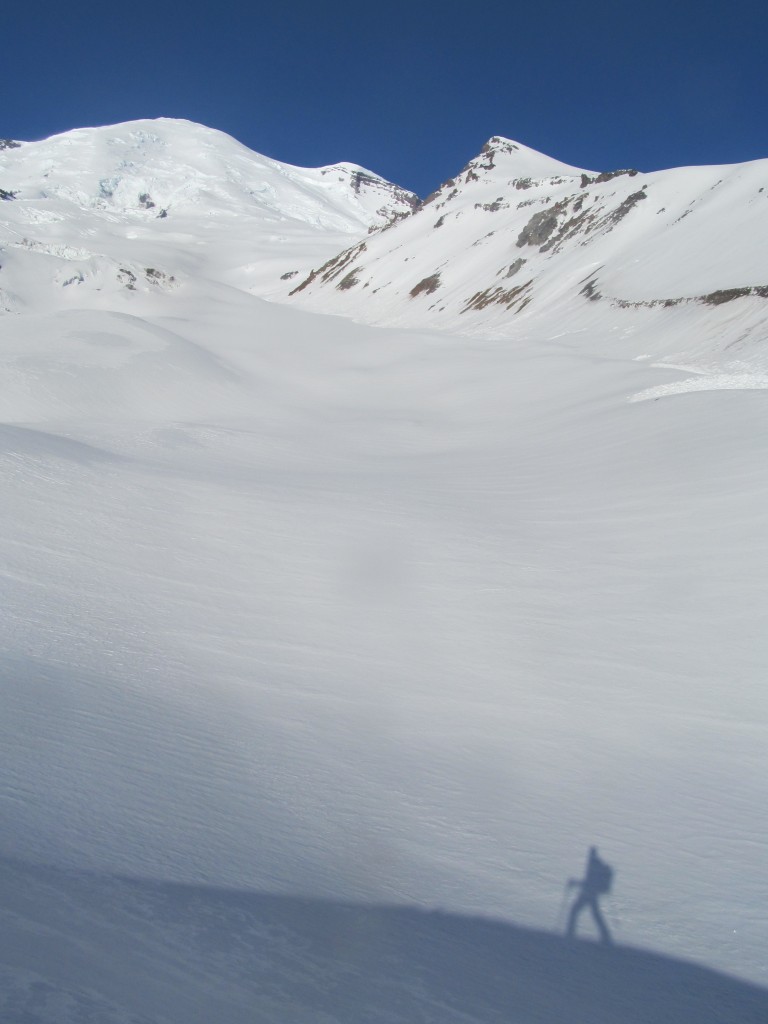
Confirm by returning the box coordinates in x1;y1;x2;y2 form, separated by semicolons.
5;0;766;197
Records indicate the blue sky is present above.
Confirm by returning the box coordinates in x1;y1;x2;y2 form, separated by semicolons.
6;0;766;196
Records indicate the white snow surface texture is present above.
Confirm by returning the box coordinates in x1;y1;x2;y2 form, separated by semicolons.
1;119;768;1023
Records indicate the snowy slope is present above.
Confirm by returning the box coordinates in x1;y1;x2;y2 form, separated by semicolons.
287;135;768;369
0;118;417;312
3;859;768;1024
1;121;768;1021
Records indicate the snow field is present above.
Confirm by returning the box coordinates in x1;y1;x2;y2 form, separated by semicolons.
2;288;767;988
2;120;768;1020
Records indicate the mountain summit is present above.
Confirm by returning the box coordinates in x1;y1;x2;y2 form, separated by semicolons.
441;135;589;189
0;118;417;228
0;118;417;309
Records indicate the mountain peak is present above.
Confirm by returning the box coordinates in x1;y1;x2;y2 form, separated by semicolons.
0;118;416;233
465;136;590;181
417;136;589;211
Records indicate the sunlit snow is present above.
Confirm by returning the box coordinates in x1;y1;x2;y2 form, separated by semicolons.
1;119;767;1023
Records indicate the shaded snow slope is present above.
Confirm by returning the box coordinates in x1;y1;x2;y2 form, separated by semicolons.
2;858;767;1024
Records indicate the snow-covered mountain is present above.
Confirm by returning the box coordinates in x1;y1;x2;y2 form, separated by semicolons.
288;134;768;368
0;118;417;313
4;120;766;374
2;120;768;1022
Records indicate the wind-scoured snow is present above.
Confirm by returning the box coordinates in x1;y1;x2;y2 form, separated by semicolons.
1;120;767;1022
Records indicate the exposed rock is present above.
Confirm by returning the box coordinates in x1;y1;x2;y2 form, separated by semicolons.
0;188;18;201
476;197;506;213
516;207;561;248
374;209;412;232
580;169;639;188
337;269;361;290
580;278;602;302
0;139;21;150
290;241;367;295
462;278;533;314
614;295;684;309
347;171;419;217
477;142;498;170
420;178;455;209
349;170;373;194
605;189;647;226
410;274;441;298
118;268;137;291
145;267;175;286
590;281;768;311
702;287;758;305
501;258;527;279
541;198;605;252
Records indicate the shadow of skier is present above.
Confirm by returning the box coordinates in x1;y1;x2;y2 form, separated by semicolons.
4;855;768;1023
566;846;614;945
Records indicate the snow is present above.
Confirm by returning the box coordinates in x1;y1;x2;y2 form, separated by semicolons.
630;361;768;401
287;141;768;363
0;118;417;312
1;119;768;1022
467;134;590;179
